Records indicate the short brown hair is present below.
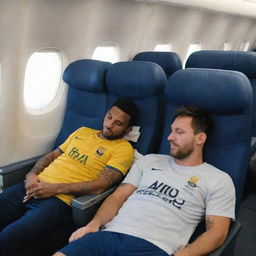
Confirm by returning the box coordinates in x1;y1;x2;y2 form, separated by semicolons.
172;106;214;136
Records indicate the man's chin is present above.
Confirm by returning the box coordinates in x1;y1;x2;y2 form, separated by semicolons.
170;150;184;160
170;148;178;157
102;132;112;138
101;133;123;140
170;150;193;160
170;152;177;158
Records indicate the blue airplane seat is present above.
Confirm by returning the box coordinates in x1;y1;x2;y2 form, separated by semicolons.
158;68;253;255
159;68;253;211
185;50;256;137
133;51;182;78
54;59;111;147
106;61;167;155
0;59;111;189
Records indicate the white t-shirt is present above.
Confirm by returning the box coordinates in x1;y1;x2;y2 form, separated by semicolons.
104;154;236;255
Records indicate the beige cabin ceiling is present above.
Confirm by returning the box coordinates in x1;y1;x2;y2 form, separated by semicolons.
132;0;256;17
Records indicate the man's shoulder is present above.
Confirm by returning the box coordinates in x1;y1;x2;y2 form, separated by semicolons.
203;162;226;174
111;138;134;152
203;162;233;182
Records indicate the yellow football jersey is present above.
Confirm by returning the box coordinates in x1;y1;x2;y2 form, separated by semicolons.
39;127;134;205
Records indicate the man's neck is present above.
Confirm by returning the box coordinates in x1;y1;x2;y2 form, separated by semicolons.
174;153;204;167
98;132;106;140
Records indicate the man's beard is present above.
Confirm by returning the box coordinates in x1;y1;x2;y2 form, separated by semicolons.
170;141;194;160
101;130;126;140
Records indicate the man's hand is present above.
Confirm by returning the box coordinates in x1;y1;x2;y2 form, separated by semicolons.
25;172;40;191
24;180;58;201
23;172;40;202
69;220;100;242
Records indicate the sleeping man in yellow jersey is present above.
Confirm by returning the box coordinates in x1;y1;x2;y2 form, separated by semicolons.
0;98;137;256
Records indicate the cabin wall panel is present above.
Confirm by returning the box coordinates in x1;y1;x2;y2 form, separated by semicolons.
133;5;192;59
80;0;148;61
126;3;256;59
0;0;256;166
0;0;31;165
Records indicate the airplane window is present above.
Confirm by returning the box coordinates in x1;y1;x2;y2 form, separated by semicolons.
24;52;62;111
154;44;172;51
92;45;119;63
240;41;250;51
184;43;202;66
224;42;232;50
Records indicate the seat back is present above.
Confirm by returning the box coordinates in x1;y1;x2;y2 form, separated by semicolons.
106;61;167;154
186;50;256;136
55;59;111;147
133;51;182;79
159;68;253;210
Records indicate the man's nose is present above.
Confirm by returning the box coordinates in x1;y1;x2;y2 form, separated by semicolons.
167;131;174;141
106;120;114;128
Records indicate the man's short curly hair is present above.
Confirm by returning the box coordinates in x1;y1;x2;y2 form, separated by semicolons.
112;98;138;127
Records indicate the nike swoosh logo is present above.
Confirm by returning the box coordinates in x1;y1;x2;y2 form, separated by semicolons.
151;168;165;171
74;136;83;140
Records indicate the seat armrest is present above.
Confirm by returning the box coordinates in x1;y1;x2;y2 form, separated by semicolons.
207;220;241;256
0;155;42;190
72;186;117;227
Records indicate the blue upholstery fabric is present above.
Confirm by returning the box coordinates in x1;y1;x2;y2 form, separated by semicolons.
55;59;111;147
186;50;256;136
159;68;253;210
133;51;182;78
106;61;167;154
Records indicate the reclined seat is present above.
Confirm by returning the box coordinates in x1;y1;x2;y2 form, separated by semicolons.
159;68;253;255
185;50;256;140
133;51;182;79
55;59;111;146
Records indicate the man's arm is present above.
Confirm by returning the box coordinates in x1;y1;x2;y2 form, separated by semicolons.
28;148;63;175
69;183;136;242
24;148;62;190
174;215;231;256
25;166;125;199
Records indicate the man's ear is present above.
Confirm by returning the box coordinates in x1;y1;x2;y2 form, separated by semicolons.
125;126;133;134
196;132;207;145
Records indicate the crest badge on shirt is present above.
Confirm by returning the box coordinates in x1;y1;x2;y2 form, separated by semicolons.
96;146;106;157
183;175;199;195
188;176;199;187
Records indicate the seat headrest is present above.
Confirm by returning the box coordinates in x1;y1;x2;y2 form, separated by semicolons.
166;68;252;114
106;61;166;99
133;51;182;78
186;50;256;79
63;59;111;92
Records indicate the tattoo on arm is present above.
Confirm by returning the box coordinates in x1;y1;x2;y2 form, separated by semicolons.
30;148;62;175
101;168;123;188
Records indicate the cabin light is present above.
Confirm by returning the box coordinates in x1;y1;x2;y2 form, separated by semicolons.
244;0;256;4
